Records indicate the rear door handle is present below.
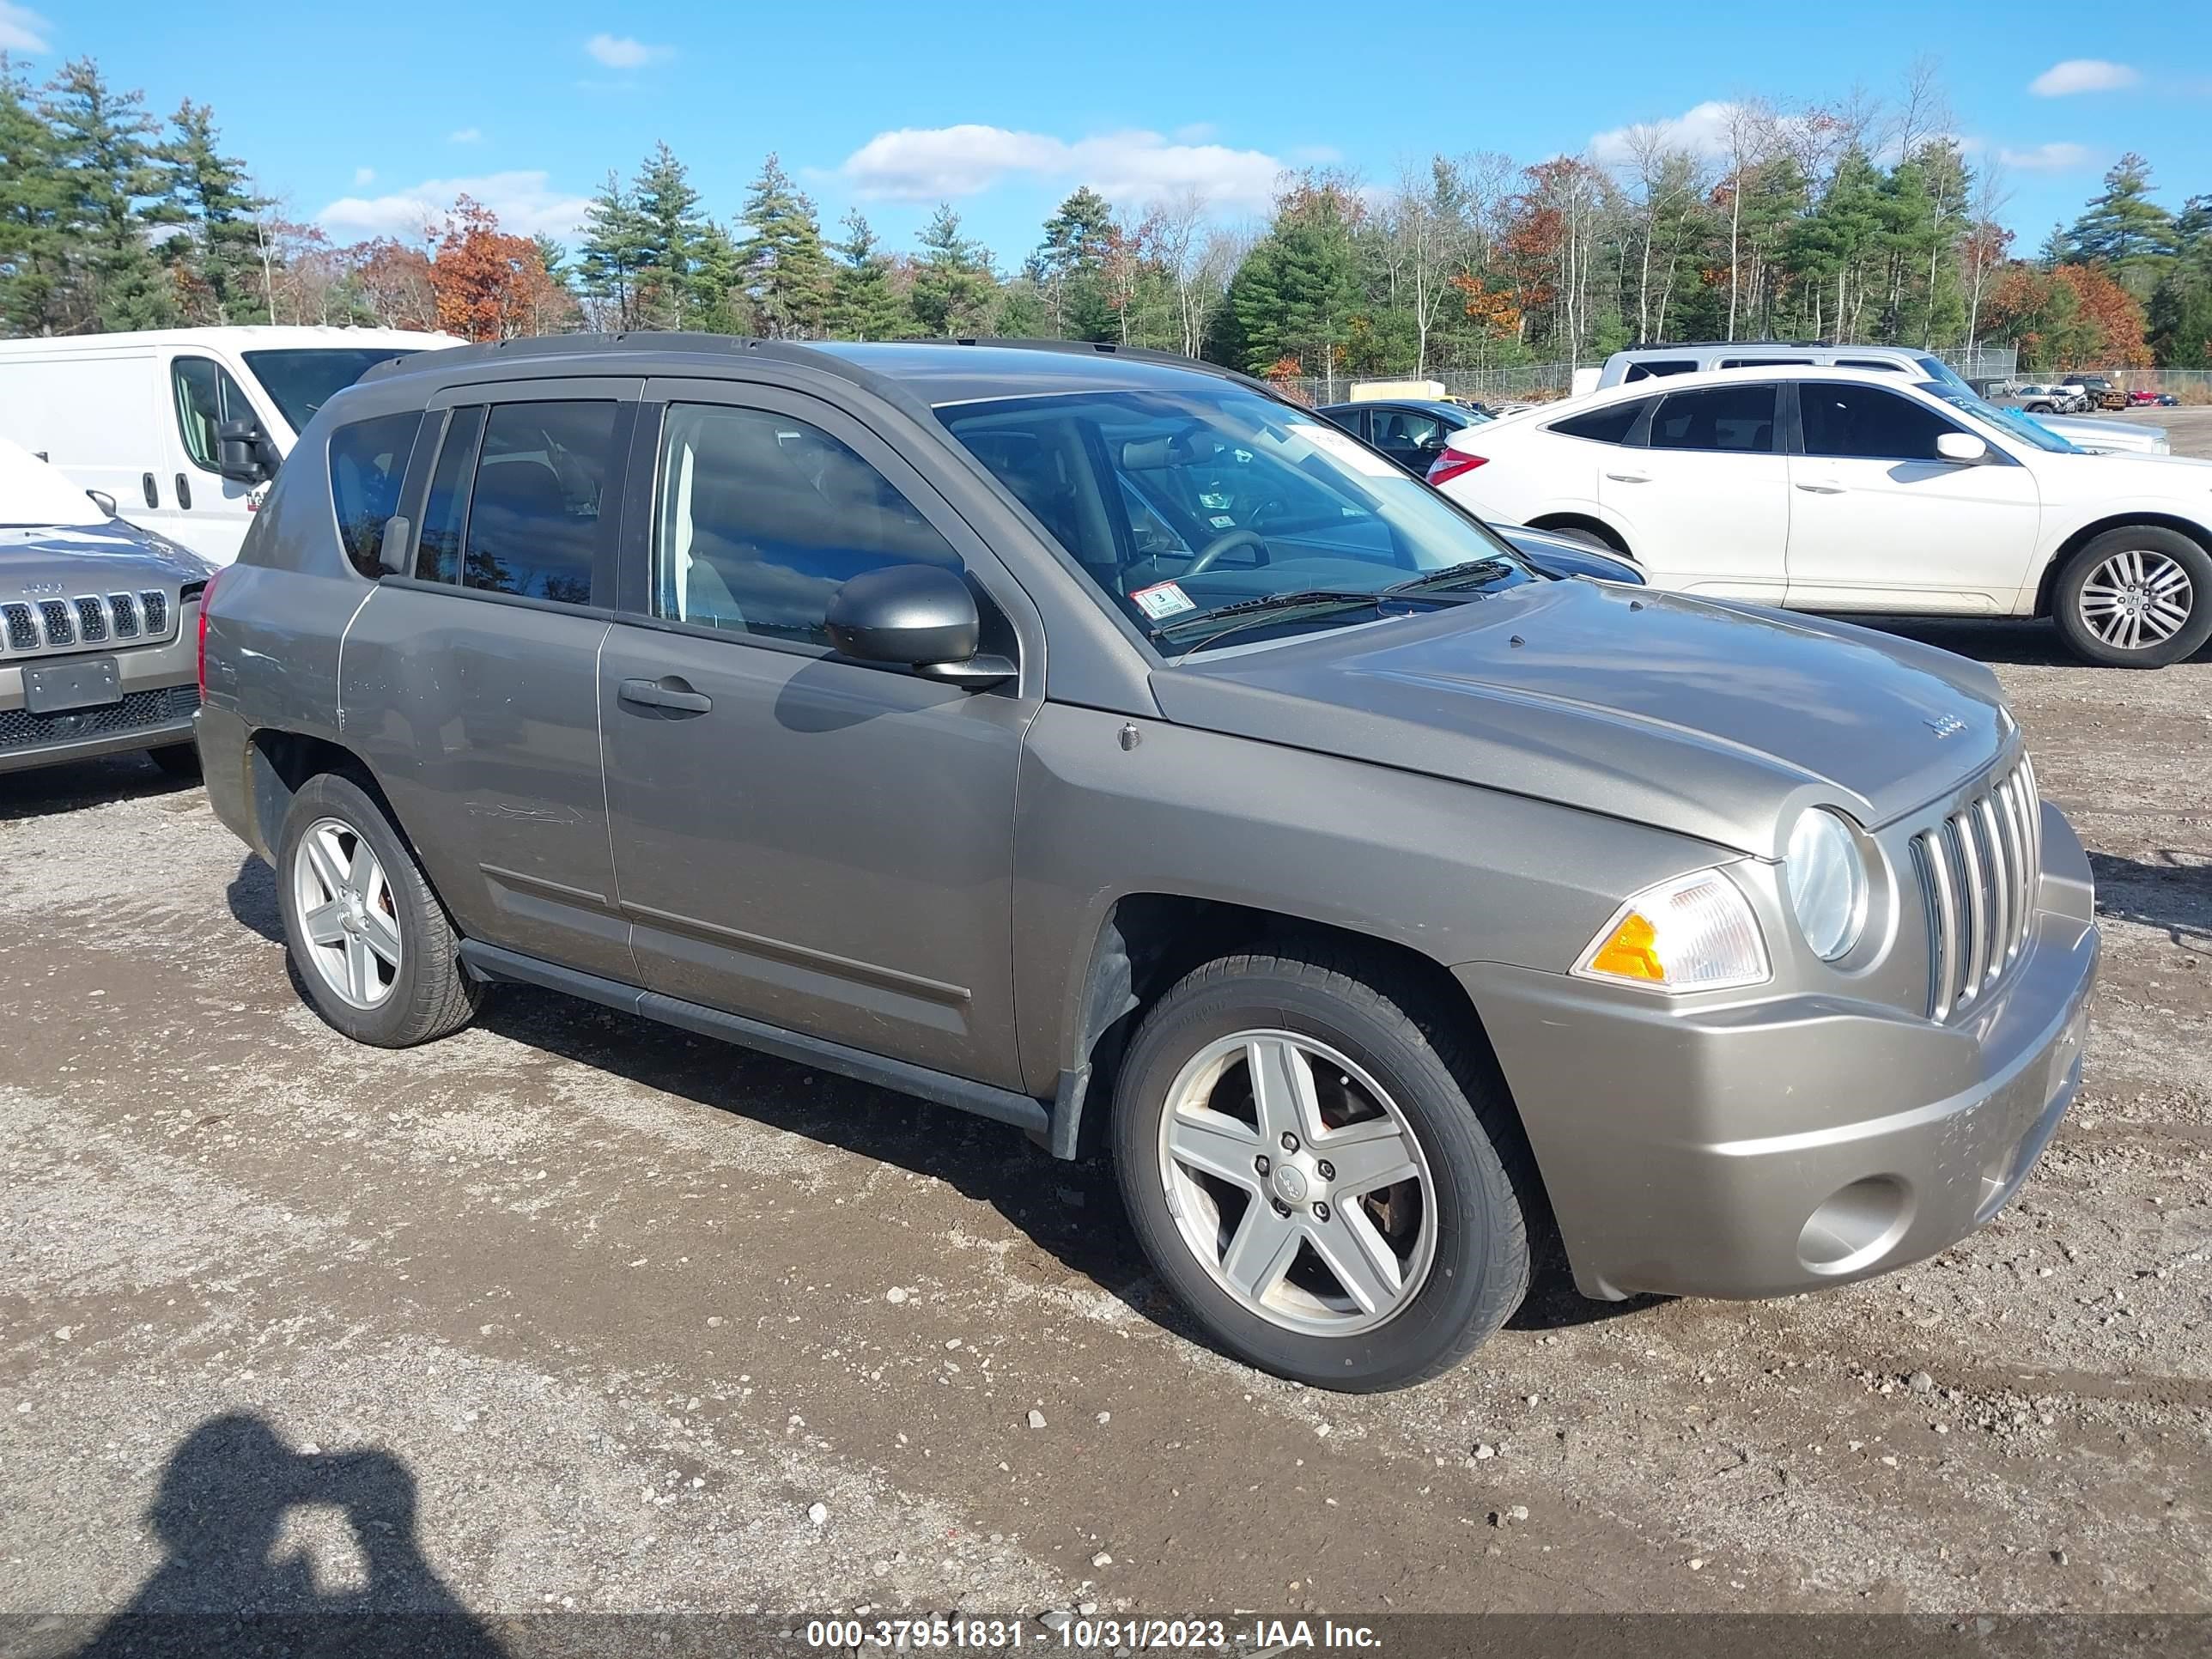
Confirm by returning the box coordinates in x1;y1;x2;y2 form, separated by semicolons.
618;677;712;714
1794;481;1846;495
175;472;192;510
1604;471;1650;483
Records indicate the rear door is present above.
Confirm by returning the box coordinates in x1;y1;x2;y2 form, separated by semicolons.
1595;381;1788;600
1784;380;2040;613
596;378;1042;1088
340;379;640;977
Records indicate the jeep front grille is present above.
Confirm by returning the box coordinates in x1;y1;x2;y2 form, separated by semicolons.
1911;751;2041;1021
0;589;179;660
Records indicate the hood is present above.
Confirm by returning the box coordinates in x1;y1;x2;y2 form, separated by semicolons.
0;519;214;596
2039;415;2166;453
1152;580;2009;859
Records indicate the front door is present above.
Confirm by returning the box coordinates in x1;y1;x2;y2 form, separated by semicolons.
1784;381;2041;614
1596;380;1789;601
155;351;275;565
340;385;639;978
598;382;1039;1089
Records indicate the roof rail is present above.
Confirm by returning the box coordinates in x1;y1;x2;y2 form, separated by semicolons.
1622;338;1838;351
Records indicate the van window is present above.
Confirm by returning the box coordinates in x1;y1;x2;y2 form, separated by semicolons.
1838;359;1905;373
1715;358;1797;370
246;348;426;434
171;356;258;472
460;401;618;605
326;412;420;579
653;402;961;647
1620;360;1695;382
414;407;484;584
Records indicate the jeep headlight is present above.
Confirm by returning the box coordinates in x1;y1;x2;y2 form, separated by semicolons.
1573;870;1769;993
1785;808;1869;962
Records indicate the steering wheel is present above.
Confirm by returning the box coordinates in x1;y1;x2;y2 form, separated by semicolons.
1182;527;1267;579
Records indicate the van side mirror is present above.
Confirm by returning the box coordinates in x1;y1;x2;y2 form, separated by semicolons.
86;489;118;517
378;514;413;575
1935;433;1990;465
826;563;1012;689
215;417;274;485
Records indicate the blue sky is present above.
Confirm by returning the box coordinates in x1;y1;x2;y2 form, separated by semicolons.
8;0;2208;265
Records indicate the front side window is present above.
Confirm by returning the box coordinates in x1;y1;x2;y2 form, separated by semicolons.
1800;383;1965;462
653;403;960;647
245;348;425;434
460;401;618;604
1649;384;1778;453
1373;410;1445;451
171;356;257;471
937;381;1534;648
327;411;420;579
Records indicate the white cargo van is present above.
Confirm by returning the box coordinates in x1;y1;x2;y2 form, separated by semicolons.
0;326;460;564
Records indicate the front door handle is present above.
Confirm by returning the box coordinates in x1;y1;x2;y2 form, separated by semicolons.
1605;471;1650;483
142;472;159;508
1794;481;1846;495
618;677;712;714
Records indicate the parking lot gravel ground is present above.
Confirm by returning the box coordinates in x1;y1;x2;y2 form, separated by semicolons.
2;406;2207;1634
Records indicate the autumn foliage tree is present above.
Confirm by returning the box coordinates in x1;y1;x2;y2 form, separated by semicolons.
427;196;573;341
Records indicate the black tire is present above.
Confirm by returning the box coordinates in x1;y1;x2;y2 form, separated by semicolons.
1540;526;1621;555
149;742;200;779
276;772;482;1047
1111;944;1534;1392
2050;526;2212;668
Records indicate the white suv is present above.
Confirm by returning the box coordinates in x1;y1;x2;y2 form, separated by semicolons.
1429;365;2212;666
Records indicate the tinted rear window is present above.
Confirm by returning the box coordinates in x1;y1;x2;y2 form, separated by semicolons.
1621;360;1695;381
414;407;484;584
460;402;619;605
1551;400;1646;444
326;411;420;579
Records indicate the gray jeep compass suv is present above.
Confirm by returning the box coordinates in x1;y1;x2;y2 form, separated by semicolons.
197;335;2099;1391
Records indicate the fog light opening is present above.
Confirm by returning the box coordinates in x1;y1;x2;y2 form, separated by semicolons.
1797;1176;1913;1276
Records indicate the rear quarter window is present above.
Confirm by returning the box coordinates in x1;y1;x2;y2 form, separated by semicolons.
327;411;422;579
1550;400;1646;444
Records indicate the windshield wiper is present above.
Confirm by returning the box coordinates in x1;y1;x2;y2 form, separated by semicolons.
1383;557;1516;596
1156;588;1393;652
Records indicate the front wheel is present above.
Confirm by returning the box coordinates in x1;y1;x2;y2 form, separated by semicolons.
2051;526;2212;667
1112;946;1534;1391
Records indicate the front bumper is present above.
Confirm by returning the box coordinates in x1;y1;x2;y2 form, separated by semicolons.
1457;799;2099;1302
0;628;200;775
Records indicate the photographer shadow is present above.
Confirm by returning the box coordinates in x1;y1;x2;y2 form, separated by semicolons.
77;1413;503;1659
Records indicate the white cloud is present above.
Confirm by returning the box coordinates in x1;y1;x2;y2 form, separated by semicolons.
1589;100;1750;166
836;125;1290;213
1997;141;2093;172
448;127;483;144
316;171;593;240
352;166;376;186
586;33;671;70
0;0;52;52
2029;59;2139;97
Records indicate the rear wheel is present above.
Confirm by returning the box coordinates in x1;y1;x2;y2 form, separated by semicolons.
2051;526;2212;667
1112;945;1534;1391
276;773;482;1047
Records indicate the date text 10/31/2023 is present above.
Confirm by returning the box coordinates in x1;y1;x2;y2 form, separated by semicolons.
801;1616;1384;1650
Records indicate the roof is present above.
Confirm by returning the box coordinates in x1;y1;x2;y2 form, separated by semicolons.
356;333;1270;408
1317;398;1474;418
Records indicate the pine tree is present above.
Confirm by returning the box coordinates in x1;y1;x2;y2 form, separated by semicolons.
631;141;708;328
155;99;270;325
1028;185;1114;338
738;153;833;338
908;204;996;337
577;169;651;329
824;210;909;340
41;58;173;330
0;54;71;335
1226;185;1362;377
687;218;748;333
2065;152;2177;300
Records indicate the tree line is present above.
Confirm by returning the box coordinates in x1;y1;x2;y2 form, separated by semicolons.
3;52;2207;378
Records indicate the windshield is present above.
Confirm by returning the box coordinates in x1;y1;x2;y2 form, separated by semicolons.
935;382;1535;649
1917;382;2082;454
0;436;106;528
1912;356;1974;394
242;348;423;434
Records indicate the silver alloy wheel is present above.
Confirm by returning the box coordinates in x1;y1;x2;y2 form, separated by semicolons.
292;816;403;1010
2078;549;2194;650
1157;1030;1437;1337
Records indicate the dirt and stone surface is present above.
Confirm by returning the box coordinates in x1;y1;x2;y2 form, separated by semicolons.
2;405;2206;1629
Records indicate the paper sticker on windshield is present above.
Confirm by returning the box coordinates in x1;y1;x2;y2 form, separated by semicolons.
1297;422;1401;477
1208;513;1237;529
1131;580;1197;621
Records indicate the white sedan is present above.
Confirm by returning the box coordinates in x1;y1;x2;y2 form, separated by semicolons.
1427;366;2212;666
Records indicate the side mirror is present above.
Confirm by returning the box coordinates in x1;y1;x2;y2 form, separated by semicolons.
1936;433;1990;465
86;489;118;517
826;563;1012;688
378;514;413;575
215;416;273;485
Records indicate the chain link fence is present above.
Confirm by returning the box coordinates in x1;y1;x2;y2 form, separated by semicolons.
1277;345;2018;408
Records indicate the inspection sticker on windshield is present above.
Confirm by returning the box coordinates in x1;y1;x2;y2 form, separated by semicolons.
1130;580;1198;621
1298;422;1401;477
